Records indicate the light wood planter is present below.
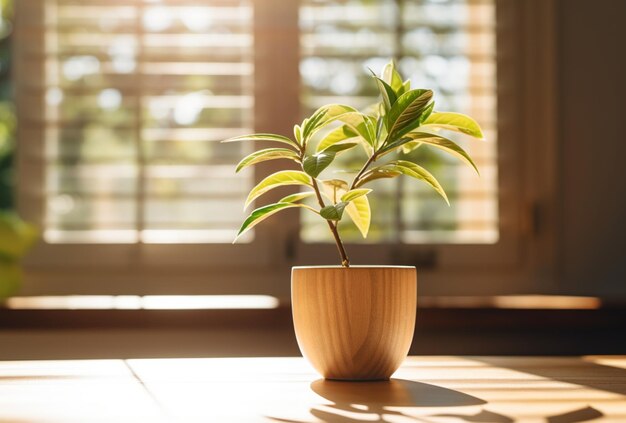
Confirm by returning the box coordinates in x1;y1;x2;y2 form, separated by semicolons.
291;266;417;381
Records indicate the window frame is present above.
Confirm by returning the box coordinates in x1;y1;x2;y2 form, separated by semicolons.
15;0;559;297
288;0;560;295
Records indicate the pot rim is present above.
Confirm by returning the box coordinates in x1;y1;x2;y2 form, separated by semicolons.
292;265;415;269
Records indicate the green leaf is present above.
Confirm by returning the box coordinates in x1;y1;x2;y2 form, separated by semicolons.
403;130;479;174
236;148;300;173
384;160;449;205
421;112;484;138
235;202;311;242
372;75;397;112
279;191;316;203
303;152;336;178
316;125;358;153
387;89;434;140
340;188;372;203
320;202;348;221
223;133;299;150
245;170;311;209
345;194;371;238
382;61;403;93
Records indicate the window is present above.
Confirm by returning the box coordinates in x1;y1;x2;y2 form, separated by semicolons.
16;0;273;278
15;0;555;295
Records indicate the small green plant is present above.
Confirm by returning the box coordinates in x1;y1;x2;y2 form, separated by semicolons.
224;62;484;267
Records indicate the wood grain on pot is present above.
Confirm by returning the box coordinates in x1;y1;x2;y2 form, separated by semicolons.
291;266;417;380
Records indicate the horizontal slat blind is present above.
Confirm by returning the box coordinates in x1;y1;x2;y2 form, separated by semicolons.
28;0;254;244
299;0;498;244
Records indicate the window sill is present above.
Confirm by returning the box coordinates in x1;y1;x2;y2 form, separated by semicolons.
1;295;624;330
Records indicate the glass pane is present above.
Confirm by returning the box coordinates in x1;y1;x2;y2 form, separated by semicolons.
43;0;254;244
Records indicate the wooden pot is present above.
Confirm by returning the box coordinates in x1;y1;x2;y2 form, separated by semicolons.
291;266;417;381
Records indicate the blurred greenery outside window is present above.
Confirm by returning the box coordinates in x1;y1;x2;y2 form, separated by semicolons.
16;0;497;247
0;0;13;211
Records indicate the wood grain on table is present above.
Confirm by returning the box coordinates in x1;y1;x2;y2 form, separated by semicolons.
0;356;624;422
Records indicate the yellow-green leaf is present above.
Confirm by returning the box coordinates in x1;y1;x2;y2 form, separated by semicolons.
320;181;371;238
279;191;316;203
372;75;397;111
236;148;300;173
306;107;376;149
340;188;372;203
223;133;299;150
245;171;311;209
316;125;358;153
337;112;377;147
401;141;423;154
321;179;349;204
405;130;480;174
421;112;484;139
293;125;302;145
382;61;403;93
324;142;358;154
385;160;449;205
355;168;402;187
303;104;358;139
321;178;349;190
235;202;314;242
378;131;441;157
345;194;371;238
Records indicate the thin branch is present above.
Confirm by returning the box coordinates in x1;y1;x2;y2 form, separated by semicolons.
350;151;378;190
311;178;350;267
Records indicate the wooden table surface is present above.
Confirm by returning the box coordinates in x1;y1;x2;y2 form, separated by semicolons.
0;356;624;422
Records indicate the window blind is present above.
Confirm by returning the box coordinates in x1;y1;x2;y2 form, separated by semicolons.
299;0;498;244
34;0;254;244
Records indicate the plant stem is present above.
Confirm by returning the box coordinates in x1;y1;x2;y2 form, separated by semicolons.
350;152;378;190
310;178;350;267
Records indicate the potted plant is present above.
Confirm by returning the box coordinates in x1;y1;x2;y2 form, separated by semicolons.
225;62;484;380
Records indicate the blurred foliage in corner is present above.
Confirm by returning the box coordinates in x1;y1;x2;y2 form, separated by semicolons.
0;0;37;299
0;0;14;210
0;211;37;297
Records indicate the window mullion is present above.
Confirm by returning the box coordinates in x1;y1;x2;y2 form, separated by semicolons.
252;0;300;262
